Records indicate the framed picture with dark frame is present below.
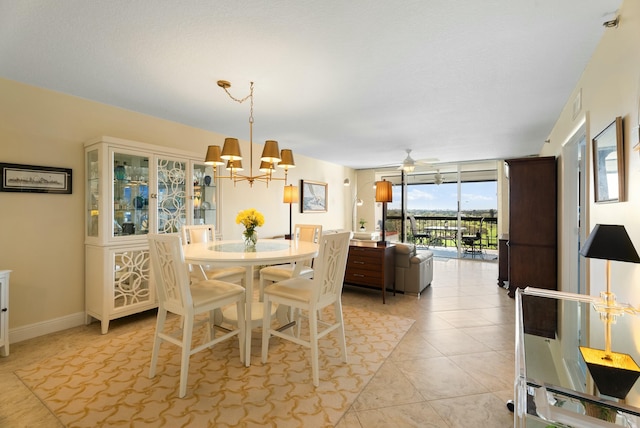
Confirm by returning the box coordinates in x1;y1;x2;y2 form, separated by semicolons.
300;179;327;213
592;117;624;203
0;163;72;194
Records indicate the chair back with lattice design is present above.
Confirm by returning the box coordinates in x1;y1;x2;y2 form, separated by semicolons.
310;231;351;305
181;224;214;245
294;224;322;244
293;224;322;268
148;234;192;315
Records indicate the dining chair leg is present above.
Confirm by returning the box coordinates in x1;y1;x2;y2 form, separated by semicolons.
236;299;246;364
149;307;167;379
179;316;194;398
309;307;320;387
206;309;216;343
258;277;267;302
335;300;348;362
261;298;273;364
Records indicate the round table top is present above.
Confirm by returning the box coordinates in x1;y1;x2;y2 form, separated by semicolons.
183;238;319;266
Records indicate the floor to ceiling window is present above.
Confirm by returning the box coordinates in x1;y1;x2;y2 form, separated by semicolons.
384;161;499;259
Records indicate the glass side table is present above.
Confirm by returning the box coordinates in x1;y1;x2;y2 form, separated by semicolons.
515;287;640;427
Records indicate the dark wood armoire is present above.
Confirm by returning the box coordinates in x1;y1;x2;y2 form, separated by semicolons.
506;156;557;339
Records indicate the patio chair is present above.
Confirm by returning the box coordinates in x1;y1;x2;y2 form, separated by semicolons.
462;218;484;258
408;215;431;247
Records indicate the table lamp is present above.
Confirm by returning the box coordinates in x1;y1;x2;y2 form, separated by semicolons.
283;184;299;239
375;179;393;243
579;224;640;399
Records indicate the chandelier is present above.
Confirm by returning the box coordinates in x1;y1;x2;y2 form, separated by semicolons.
205;80;295;186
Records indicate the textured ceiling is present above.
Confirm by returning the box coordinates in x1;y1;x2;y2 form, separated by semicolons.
0;0;622;170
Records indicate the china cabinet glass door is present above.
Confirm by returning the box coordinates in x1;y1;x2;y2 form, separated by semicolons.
112;151;150;238
87;149;99;237
155;157;187;234
192;163;217;227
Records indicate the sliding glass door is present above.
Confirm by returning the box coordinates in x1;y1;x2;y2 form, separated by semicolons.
384;161;498;259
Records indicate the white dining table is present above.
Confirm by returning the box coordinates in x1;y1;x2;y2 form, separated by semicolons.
182;238;319;366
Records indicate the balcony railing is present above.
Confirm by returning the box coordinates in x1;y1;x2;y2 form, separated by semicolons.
386;215;498;250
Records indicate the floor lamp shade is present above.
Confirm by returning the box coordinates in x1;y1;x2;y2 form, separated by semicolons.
375;180;393;203
283;185;298;239
283;185;299;204
375;180;392;243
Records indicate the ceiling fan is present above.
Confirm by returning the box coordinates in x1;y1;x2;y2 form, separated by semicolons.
434;170;443;185
396;149;438;173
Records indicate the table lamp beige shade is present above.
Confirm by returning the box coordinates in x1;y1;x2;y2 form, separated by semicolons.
579;224;640;399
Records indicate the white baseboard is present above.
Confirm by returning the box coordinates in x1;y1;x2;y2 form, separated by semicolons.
9;311;86;344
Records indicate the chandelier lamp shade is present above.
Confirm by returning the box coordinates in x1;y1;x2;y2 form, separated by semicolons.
204;80;295;187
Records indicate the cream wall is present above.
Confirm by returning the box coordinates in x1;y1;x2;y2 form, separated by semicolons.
0;78;354;341
542;0;640;307
540;0;640;402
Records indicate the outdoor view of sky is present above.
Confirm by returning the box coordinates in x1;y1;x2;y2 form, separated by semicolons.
389;181;497;211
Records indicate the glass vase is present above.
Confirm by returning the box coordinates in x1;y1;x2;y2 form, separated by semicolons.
243;230;258;248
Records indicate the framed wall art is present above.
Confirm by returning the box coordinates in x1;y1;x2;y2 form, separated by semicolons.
592;117;624;203
300;179;327;213
0;163;72;194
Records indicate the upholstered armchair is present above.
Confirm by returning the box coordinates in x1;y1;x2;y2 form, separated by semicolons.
394;243;433;296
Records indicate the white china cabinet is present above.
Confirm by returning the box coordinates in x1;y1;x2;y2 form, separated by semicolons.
0;270;10;356
85;136;217;333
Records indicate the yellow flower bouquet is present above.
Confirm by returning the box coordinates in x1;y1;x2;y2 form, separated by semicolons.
236;208;265;247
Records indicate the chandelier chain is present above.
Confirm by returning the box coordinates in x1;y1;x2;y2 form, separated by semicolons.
221;82;254;124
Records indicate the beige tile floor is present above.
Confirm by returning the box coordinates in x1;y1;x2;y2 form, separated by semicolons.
0;257;515;427
337;257;515;427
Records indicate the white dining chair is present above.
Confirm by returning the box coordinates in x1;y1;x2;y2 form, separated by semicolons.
258;224;322;301
261;231;351;386
147;234;245;398
181;224;245;285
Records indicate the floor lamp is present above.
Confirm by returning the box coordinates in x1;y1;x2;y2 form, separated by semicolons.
375;179;393;243
283;184;298;239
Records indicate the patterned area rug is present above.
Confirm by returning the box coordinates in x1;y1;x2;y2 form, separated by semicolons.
15;306;414;427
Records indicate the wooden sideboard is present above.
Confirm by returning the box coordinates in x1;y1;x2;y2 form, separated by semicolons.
344;241;395;303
